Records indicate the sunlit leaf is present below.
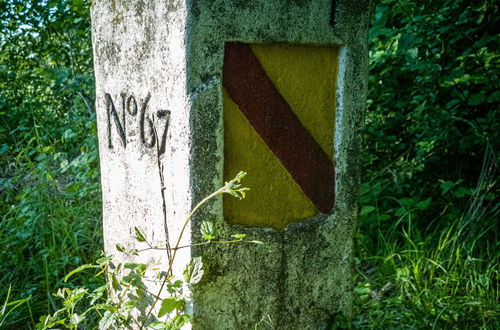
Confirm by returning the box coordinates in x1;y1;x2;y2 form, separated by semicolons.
158;297;184;318
183;257;204;285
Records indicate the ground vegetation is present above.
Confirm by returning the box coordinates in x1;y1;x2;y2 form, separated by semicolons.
0;0;498;328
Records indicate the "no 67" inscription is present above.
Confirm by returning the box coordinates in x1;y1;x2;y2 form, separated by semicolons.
105;92;170;155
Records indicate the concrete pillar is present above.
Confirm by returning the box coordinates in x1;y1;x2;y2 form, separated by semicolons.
91;0;369;328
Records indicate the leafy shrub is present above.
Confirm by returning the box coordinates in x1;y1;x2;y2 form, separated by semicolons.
354;0;499;328
0;1;100;326
37;172;253;329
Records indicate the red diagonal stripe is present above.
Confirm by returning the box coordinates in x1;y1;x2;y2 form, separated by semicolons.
223;42;335;214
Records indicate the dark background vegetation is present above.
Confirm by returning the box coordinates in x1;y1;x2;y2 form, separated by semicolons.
0;0;498;328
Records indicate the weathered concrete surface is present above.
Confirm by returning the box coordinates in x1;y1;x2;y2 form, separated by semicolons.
90;0;192;307
91;0;369;328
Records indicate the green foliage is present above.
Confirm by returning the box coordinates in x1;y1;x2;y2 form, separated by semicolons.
0;285;33;327
0;0;94;151
37;172;255;329
0;0;100;327
0;0;498;328
354;176;499;328
354;0;499;328
367;0;499;182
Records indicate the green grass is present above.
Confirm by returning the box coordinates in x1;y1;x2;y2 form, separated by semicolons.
353;148;499;329
1;131;498;329
0;121;103;328
2;0;498;328
1;136;498;329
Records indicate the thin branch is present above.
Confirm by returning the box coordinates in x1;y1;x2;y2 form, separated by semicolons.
151;115;173;268
76;91;94;116
136;238;247;253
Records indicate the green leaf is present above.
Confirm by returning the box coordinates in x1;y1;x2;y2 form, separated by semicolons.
398;33;416;52
395;207;407;217
463;301;482;306
354;286;371;294
111;273;122;291
183;257;204;285
93;304;117;312
398;197;416;207
200;220;216;240
170;314;190;328
487;90;500;103
467;92;485;106
445;98;461;110
96;256;112;266
70;313;84;326
158;297;184;318
121;300;137;311
0;144;8;155
221;171;250;199
455;187;470;198
150;315;190;329
148;321;169;329
440;179;463;195
99;310;114;329
64;264;98;282
440;181;455;195
115;244;126;252
124;262;147;273
89;285;108;305
134;227;147;242
416;198;431;211
360;205;376;216
232;234;246;239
